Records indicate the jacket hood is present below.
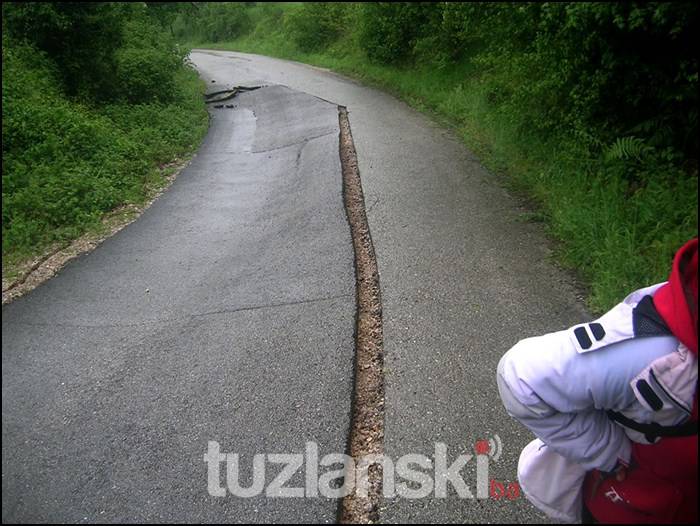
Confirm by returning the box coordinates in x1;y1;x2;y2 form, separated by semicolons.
653;238;698;356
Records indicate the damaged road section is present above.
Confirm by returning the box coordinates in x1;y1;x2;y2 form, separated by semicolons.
204;85;262;104
338;107;385;525
2;86;356;523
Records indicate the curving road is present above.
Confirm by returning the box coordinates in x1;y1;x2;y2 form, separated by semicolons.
2;50;590;523
2;84;355;523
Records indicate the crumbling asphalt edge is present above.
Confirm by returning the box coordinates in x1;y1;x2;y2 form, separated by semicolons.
338;106;385;524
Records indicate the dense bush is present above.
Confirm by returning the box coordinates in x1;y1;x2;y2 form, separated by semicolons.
359;2;442;64
2;3;189;104
1;2;124;100
115;44;181;103
353;2;699;162
2;3;208;264
284;3;351;52
118;11;189;103
173;2;251;43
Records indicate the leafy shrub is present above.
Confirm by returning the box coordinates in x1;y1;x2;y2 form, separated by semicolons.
173;2;251;43
114;12;188;103
284;3;350;52
203;2;252;42
359;2;440;64
115;46;180;103
2;92;140;254
2;7;208;263
247;2;286;37
1;2;124;100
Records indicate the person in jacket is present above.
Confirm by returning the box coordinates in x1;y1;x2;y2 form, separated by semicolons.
497;238;697;523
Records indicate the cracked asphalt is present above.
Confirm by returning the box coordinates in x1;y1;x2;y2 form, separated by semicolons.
189;51;591;524
2;50;592;524
2;85;355;523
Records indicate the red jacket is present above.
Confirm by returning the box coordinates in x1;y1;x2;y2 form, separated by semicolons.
585;238;698;523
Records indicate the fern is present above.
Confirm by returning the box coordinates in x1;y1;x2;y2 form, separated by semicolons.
627;117;674;148
605;136;650;162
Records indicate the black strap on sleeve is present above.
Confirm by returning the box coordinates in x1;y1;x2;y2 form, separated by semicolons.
607;410;698;443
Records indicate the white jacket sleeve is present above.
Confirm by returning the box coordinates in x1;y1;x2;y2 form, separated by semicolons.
497;329;679;472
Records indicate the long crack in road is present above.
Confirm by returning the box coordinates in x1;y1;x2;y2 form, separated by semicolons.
2;50;592;524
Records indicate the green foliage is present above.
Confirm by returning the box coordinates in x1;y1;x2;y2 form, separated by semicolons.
173;2;251;43
359;2;441;64
605;137;651;162
115;9;189;103
285;3;350;52
115;44;180;103
2;2;190;104
144;2;182;34
2;5;208;264
2;2;125;100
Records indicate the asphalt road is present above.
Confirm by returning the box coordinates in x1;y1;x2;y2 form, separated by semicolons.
2;85;355;523
2;50;591;524
188;51;591;524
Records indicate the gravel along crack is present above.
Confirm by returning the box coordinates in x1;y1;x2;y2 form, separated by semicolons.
338;106;386;524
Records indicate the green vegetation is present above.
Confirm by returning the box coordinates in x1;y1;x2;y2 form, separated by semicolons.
2;3;208;273
175;2;698;312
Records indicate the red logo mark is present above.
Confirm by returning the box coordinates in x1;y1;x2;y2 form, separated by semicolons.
475;440;490;455
490;480;521;500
